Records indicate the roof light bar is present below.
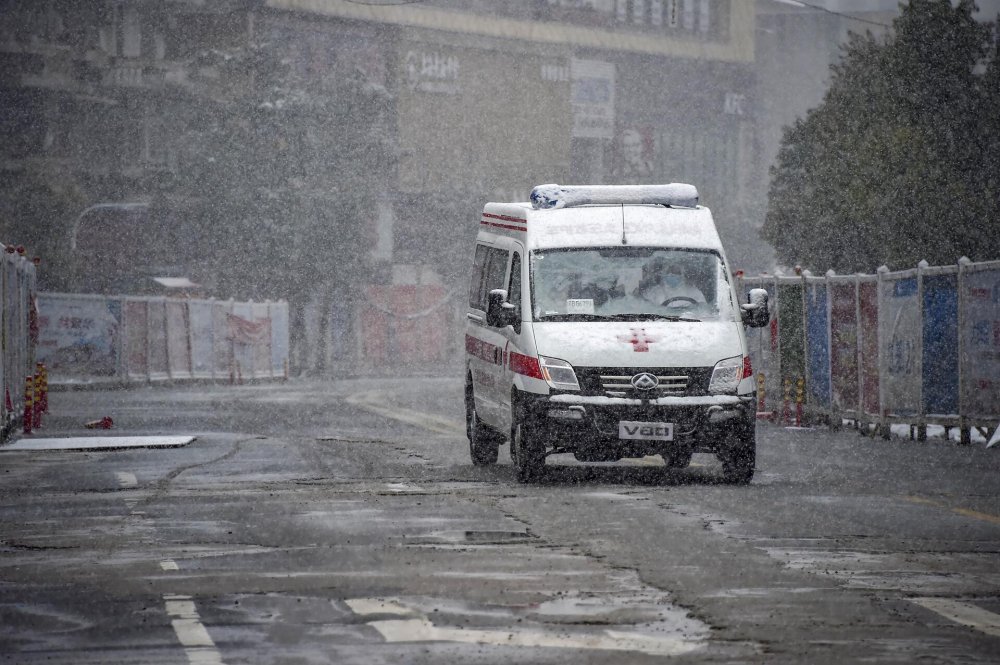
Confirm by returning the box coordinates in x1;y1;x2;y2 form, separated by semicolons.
529;183;699;210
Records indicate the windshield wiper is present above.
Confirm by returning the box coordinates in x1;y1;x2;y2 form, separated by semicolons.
630;314;701;322
547;313;701;323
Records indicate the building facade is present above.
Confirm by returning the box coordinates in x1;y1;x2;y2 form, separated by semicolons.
2;0;763;370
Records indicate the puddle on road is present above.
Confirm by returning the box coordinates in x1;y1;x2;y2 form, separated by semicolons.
404;530;537;545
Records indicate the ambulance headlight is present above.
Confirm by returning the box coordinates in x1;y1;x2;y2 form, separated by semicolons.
708;356;743;394
539;356;580;391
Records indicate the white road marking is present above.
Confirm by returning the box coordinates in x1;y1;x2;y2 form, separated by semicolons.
161;560;179;571
164;594;224;664
116;472;137;488
348;597;702;656
367;618;700;656
2;435;195;452
384;483;422;493
345;598;419;617
911;598;1000;638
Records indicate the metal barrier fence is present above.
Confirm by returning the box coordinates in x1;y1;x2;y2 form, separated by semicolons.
739;258;1000;442
1;248;38;438
37;294;289;386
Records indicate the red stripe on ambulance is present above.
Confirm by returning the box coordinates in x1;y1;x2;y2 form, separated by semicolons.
482;213;526;225
465;334;501;365
480;221;526;232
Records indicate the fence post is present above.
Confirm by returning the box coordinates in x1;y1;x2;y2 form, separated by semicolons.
825;270;840;430
800;272;811;426
185;299;195;379
957;256;971;445
916;260;928;441
876;266;890;440
855;274;864;433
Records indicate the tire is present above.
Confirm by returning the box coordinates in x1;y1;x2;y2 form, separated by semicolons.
466;379;499;467
719;434;755;485
511;401;545;483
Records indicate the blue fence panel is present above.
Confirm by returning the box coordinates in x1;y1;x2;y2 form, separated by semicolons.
806;282;831;409
922;274;959;415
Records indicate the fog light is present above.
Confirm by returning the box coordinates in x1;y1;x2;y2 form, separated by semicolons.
548;409;584;420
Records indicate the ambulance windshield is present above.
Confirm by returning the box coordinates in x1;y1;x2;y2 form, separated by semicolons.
529;247;735;322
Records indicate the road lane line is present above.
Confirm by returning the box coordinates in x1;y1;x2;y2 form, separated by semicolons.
345;391;464;436
911;598;1000;638
951;507;1000;526
116;472;137;488
904;496;1000;526
164;594;224;664
161;560;179;571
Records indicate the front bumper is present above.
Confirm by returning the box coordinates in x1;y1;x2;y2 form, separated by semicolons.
521;391;755;455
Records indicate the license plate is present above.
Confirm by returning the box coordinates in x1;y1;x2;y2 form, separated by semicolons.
618;421;674;441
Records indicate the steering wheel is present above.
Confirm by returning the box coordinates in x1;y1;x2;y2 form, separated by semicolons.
660;296;698;308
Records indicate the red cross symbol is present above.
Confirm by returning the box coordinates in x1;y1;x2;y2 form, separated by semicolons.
616;327;659;352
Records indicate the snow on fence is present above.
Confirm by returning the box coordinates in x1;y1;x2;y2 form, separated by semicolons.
1;248;38;439
37;293;289;386
739;258;1000;442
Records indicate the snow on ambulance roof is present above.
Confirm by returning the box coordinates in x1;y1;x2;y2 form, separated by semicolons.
530;183;698;210
480;202;723;252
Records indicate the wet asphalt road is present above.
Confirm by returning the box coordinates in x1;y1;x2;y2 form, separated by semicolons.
1;377;999;664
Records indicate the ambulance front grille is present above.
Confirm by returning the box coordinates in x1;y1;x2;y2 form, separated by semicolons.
599;374;688;395
574;367;713;397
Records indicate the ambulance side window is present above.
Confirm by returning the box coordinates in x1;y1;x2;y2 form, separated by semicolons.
482;248;510;309
508;252;522;334
469;244;489;309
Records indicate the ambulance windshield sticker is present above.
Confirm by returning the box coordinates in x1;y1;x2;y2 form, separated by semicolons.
566;299;595;314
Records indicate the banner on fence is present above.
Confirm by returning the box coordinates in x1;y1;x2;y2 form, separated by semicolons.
962;268;1000;419
806;282;831;409
880;277;920;417
777;282;805;386
124;300;148;379
859;281;880;415
922;274;959;415
37;294;288;385
36;296;120;378
829;282;859;412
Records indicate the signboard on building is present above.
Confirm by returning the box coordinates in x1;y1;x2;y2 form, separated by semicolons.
571;59;615;139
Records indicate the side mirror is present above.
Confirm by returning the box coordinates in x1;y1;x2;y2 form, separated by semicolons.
486;289;516;328
740;288;769;328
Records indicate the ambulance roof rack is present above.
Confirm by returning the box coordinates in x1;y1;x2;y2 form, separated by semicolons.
529;183;699;210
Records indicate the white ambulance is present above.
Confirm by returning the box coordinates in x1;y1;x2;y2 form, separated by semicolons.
464;184;769;483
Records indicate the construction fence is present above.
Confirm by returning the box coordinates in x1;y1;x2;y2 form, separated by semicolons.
37;294;289;386
738;258;1000;442
1;248;38;438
